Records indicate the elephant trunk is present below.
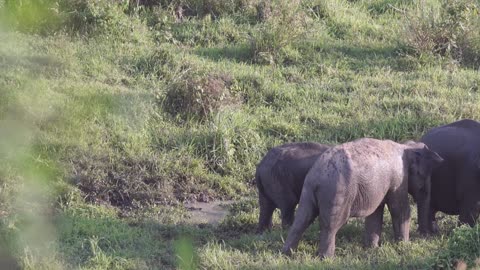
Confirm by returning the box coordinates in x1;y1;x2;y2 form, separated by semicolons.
409;173;432;235
416;194;430;235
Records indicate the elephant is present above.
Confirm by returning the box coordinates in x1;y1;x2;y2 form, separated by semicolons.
420;119;480;232
281;138;443;258
255;142;330;233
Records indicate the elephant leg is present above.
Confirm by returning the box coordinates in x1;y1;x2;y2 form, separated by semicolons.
387;194;411;242
280;205;296;229
281;192;317;255
415;193;431;236
428;209;439;234
364;203;385;248
317;196;350;259
317;211;349;259
318;226;340;259
257;191;275;234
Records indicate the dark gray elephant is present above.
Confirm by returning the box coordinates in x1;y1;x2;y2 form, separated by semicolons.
281;138;443;258
421;119;480;232
255;142;330;233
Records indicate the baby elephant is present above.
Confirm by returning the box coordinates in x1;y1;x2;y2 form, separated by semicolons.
282;138;443;258
255;142;330;233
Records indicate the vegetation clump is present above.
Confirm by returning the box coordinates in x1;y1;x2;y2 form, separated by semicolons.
436;224;480;269
163;70;240;121
249;0;308;64
404;0;480;67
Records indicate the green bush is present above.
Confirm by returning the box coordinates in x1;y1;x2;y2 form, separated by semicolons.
168;16;245;46
304;0;381;39
249;0;307;64
60;0;149;40
404;0;480;66
131;46;179;80
132;0;259;19
0;0;62;34
163;69;241;121
436;224;480;269
1;0;150;40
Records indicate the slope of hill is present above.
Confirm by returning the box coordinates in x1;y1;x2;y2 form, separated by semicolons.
1;0;480;269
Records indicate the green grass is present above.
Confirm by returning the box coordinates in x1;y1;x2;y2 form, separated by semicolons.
1;0;480;269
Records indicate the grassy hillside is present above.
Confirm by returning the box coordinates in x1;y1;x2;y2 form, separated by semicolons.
1;0;480;269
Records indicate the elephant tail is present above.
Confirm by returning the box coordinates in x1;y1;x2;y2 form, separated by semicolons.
255;171;265;195
255;170;273;202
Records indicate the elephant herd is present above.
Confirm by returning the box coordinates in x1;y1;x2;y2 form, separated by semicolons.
254;119;480;258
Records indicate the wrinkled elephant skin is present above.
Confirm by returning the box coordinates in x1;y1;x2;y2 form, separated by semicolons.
255;142;330;233
282;138;443;258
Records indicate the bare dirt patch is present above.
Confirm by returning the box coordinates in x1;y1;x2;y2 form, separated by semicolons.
185;200;234;225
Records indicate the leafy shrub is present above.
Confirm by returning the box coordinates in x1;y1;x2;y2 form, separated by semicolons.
132;0;259;19
249;0;308;64
1;0;149;40
167;16;245;46
436;224;480;269
404;0;480;66
131;46;179;80
59;0;127;33
0;0;62;34
201;115;264;177
187;0;244;18
304;0;381;39
60;0;150;40
362;0;413;16
163;70;241;121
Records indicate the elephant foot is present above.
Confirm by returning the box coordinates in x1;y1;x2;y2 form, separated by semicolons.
317;250;334;260
281;246;293;256
255;225;271;235
418;221;440;236
430;222;440;235
364;240;381;248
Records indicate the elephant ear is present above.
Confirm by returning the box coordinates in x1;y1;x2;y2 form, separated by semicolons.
408;146;444;190
423;146;444;168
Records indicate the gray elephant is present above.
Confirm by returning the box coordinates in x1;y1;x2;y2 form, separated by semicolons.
255;142;330;233
281;138;443;258
420;119;480;232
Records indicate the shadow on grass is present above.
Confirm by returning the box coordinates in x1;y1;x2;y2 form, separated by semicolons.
315;42;417;72
194;44;253;64
274;37;419;75
194;41;418;73
0;54;65;76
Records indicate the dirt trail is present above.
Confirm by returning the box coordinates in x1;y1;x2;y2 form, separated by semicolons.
185;200;234;225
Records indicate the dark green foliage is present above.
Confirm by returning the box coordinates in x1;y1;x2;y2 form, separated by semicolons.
404;0;480;67
436;224;480;269
0;0;62;34
131;0;259;18
59;0;129;34
163;70;240;121
249;0;308;64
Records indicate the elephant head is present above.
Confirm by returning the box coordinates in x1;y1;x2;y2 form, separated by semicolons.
404;142;444;234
